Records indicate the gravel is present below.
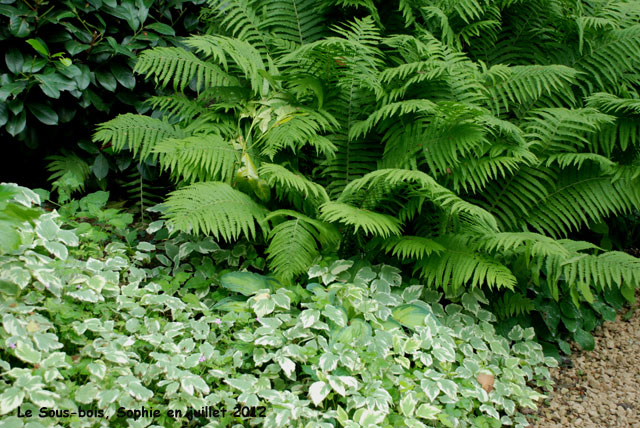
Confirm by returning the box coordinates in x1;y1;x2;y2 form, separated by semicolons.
531;302;640;428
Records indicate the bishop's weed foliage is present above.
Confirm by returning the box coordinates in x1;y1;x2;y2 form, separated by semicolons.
94;0;640;327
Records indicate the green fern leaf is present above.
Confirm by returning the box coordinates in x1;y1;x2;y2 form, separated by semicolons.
165;182;267;241
94;114;185;160
154;135;238;183
319;201;402;238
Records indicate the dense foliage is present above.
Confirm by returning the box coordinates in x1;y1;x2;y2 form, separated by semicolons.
2;0;640;426
95;0;640;351
0;0;206;192
0;185;556;427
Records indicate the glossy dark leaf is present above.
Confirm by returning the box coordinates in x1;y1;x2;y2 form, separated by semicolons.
28;102;58;125
9;17;30;38
0;103;7;127
92;154;110;180
95;70;117;92
0;81;27;103
36;73;75;99
573;328;595;351
26;38;49;57
145;22;175;36
22;57;47;73
110;63;135;89
6;110;26;136
5;48;23;74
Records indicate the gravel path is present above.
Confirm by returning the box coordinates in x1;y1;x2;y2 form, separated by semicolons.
530;303;640;428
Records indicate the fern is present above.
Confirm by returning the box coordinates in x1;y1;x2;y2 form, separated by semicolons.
260;0;326;44
319;201;402;238
94;114;185;160
153;135;238;183
134;47;236;91
94;0;640;290
46;154;91;202
265;210;339;280
259;163;329;202
483;64;579;115
416;236;517;291
165;182;267;241
492;291;535;319
382;236;445;259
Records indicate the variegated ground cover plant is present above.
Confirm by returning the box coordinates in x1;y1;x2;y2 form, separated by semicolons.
0;185;555;428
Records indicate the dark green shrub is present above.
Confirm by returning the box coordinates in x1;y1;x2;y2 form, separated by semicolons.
0;0;206;189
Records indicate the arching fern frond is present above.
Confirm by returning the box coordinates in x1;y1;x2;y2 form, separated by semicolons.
265;210;339;280
382;236;445;259
205;0;269;56
165;182;267;241
526;166;640;237
319;201;402;238
492;291;535;319
483;64;579;115
94;114;185;160
586;93;640;115
546;243;640;292
153;135;238;183
572;25;640;94
260;0;326;44
259;163;329;202
145;95;208;121
416;236;517;291
480;165;557;230
134;47;236;91
544;153;615;170
257;107;339;158
46;153;90;201
470;231;570;258
349;99;438;140
525;108;614;155
185;36;269;95
341;168;498;229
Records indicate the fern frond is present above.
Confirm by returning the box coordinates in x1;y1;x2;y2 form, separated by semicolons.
416;236;517;291
185;36;269;95
134;47;236;91
349;100;438;140
492;291;535;319
449;151;532;193
146;95;208;121
572;25;640;94
319;201;402;238
341;168;498;229
480;166;557;230
265;210;339;280
586;93;640;115
526;166;640;237
260;0;326;44
164;182;267;240
471;231;570;258
205;0;269;55
382;236;445;259
544;153;615;170
94;114;185;160
46;154;90;200
546;243;640;292
259;163;329;202
258;107;339;158
153;135;238;183
483;64;579;114
525;108;614;154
